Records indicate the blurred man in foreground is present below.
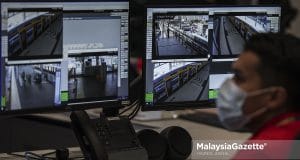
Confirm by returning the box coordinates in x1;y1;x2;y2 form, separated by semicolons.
216;33;300;159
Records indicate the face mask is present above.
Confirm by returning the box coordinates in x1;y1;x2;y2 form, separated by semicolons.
216;79;272;131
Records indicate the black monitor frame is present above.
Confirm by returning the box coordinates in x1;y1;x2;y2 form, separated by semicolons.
142;4;281;111
0;0;130;116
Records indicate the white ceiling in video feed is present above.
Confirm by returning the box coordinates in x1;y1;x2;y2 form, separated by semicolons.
63;17;121;55
155;15;209;57
8;12;47;31
212;15;278;56
209;74;233;90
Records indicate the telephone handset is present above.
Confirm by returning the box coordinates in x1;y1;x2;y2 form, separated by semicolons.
70;110;148;160
70;110;108;160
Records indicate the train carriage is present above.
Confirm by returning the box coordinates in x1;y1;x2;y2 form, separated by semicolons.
153;62;207;103
25;25;34;45
8;33;22;55
228;16;259;40
7;12;61;57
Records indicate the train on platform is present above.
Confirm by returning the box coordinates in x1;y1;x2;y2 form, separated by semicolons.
8;12;61;57
228;16;268;41
153;62;207;103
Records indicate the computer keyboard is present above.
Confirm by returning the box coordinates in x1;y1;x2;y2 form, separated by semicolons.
179;112;250;132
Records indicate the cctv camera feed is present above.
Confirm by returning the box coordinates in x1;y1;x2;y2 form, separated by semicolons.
63;10;129;102
212;15;280;57
4;63;61;111
153;14;209;59
63;12;123;56
68;55;118;101
6;8;63;59
147;61;209;104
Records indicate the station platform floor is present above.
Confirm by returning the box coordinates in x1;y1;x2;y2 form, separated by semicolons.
11;66;55;109
214;17;245;56
69;72;117;100
157;36;197;56
164;64;209;102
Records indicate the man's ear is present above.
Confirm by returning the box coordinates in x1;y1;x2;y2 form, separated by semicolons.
266;87;287;110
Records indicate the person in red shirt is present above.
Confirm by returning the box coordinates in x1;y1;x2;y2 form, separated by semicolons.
216;33;300;159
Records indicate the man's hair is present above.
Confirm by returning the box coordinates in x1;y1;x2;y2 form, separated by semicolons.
244;33;300;110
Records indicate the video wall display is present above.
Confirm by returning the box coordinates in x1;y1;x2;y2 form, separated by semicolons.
144;6;281;109
0;2;129;113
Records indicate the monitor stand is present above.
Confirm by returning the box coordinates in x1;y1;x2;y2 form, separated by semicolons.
102;107;160;130
103;107;119;117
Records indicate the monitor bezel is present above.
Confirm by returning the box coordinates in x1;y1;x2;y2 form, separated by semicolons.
0;0;130;116
142;4;281;111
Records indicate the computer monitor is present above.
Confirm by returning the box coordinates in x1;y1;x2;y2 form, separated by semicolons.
0;1;129;114
143;5;281;111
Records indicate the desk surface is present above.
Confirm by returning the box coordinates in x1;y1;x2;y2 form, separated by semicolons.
0;109;252;159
